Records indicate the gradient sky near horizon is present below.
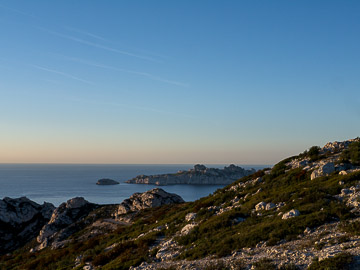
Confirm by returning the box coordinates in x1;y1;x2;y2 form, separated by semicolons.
1;1;360;164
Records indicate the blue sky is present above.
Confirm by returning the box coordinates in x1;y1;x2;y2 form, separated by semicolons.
1;1;359;164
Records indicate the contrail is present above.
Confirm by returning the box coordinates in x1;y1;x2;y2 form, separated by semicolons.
31;65;94;85
65;26;108;42
38;27;159;62
59;56;188;87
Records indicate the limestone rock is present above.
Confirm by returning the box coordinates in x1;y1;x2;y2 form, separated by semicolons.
0;197;55;254
287;159;309;169
185;213;197;222
125;164;256;185
282;209;300;219
311;162;335;180
265;202;276;210
339;171;348;176
322;139;359;153
115;188;184;217
255;202;275;211
255;202;267;211
155;239;180;261
180;223;197;236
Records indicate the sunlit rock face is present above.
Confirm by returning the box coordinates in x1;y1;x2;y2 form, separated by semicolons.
37;197;97;250
115;188;184;217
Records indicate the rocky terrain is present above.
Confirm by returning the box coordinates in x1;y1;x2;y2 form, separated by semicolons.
1;138;360;270
125;164;256;185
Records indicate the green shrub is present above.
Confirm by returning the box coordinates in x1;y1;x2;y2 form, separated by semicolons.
340;142;360;165
340;220;360;235
308;146;321;161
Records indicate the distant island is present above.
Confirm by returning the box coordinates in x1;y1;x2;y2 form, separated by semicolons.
96;178;119;185
125;164;256;185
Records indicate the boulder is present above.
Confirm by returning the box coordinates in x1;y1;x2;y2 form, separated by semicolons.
0;197;55;254
180;223;197;236
311;162;335;180
96;179;119;185
265;202;276;210
185;212;197;222
255;202;275;211
115;188;184;216
282;209;300;219
255;202;267;211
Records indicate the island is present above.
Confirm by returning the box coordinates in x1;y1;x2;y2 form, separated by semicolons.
125;164;256;185
96;178;119;185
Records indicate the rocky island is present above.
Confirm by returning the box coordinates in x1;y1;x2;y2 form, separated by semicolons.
125;164;256;185
96;178;119;185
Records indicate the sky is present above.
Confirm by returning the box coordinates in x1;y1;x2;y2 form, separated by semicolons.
0;1;360;165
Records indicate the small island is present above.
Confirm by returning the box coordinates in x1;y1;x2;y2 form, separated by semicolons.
96;178;119;185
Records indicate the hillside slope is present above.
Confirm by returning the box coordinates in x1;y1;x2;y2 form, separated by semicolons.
1;138;360;270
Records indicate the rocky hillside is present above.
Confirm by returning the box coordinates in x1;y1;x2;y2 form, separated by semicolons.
1;138;360;270
125;164;256;185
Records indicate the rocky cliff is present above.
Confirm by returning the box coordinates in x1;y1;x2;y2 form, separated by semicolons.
0;197;54;254
35;197;98;251
125;164;256;185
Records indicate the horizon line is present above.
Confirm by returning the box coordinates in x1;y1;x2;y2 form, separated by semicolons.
0;162;272;166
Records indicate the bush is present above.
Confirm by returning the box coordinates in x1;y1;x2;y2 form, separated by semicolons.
340;220;360;235
340;142;360;165
308;146;321;161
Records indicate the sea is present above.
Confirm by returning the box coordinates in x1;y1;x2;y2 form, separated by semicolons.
0;164;268;206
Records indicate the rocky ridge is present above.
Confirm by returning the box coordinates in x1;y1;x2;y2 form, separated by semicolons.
125;164;256;185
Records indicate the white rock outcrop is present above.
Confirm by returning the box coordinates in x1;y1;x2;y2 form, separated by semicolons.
180;223;197;236
255;202;276;211
115;188;184;216
185;213;197;222
37;197;96;250
282;209;300;219
311;162;335;180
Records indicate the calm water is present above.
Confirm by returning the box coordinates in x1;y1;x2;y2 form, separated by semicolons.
0;164;267;206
